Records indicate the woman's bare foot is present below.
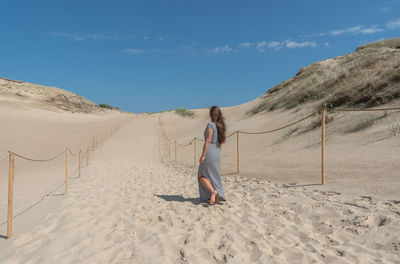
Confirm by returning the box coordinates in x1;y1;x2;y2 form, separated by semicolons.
215;193;220;204
210;190;218;205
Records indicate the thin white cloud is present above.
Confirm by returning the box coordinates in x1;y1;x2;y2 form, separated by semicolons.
122;48;174;54
359;26;384;34
307;32;326;38
380;6;391;13
331;25;362;36
256;41;268;52
387;18;400;29
239;42;254;48
285;40;317;48
206;44;232;55
330;25;384;36
48;32;135;41
122;49;144;54
267;41;283;51
253;40;316;52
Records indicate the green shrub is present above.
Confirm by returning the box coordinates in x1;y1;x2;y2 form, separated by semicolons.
282;127;298;140
306;114;334;131
390;122;400;136
349;118;375;133
98;103;119;110
175;108;194;117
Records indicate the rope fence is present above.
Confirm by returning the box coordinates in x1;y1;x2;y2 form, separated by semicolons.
161;106;400;186
0;155;9;164
3;118;131;239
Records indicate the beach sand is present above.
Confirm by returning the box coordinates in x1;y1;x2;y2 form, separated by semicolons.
1;115;399;263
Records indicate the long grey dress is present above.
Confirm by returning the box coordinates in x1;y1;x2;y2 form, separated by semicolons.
198;122;226;202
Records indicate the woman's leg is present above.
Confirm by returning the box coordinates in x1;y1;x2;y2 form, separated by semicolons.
199;174;218;204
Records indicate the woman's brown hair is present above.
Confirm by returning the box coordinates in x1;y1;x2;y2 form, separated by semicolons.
210;106;226;145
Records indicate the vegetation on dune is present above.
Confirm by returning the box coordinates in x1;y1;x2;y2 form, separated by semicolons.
390;122;400;136
175;108;195;117
144;109;174;114
247;38;400;115
348;118;375;133
282;127;299;140
98;103;120;110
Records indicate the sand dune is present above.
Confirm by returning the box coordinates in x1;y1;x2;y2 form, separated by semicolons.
1;70;400;263
161;102;400;201
0;99;130;243
1;115;399;263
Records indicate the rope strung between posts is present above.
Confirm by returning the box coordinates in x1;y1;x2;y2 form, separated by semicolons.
0;154;9;164
226;131;237;138
10;150;66;162
176;138;195;147
0;179;66;226
4;118;131;239
170;107;400;146
68;149;78;157
171;108;320;145
238;109;321;135
330;107;400;112
162;106;400;188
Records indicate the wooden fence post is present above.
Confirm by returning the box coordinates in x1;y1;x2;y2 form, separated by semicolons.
175;140;177;161
7;152;15;239
65;148;69;193
321;108;326;185
79;150;81;177
87;146;90;167
194;138;197;167
168;139;171;156
92;137;95;151
237;131;240;174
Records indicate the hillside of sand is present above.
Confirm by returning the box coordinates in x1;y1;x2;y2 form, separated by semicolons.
1;115;399;263
0;76;118;113
161;39;400;201
248;38;400;115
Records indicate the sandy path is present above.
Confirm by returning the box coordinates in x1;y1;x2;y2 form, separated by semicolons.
1;115;399;263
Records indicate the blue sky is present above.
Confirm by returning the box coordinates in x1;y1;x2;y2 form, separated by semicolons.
1;0;400;113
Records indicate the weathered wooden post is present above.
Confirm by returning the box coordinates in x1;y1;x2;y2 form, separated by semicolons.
65;148;69;193
321;108;326;185
79;150;81;177
175;140;177;161
194;138;197;167
87;146;90;167
7;152;15;239
237;131;240;174
92;137;95;151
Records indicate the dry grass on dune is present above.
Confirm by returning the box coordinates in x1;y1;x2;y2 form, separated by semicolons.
0;76;117;113
248;38;400;115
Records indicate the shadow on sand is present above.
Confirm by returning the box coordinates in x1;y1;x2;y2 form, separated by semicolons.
283;183;322;188
154;195;203;205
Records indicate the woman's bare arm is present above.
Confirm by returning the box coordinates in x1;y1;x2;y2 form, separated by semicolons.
199;127;213;163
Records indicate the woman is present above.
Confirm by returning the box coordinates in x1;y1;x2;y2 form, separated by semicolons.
198;106;226;204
